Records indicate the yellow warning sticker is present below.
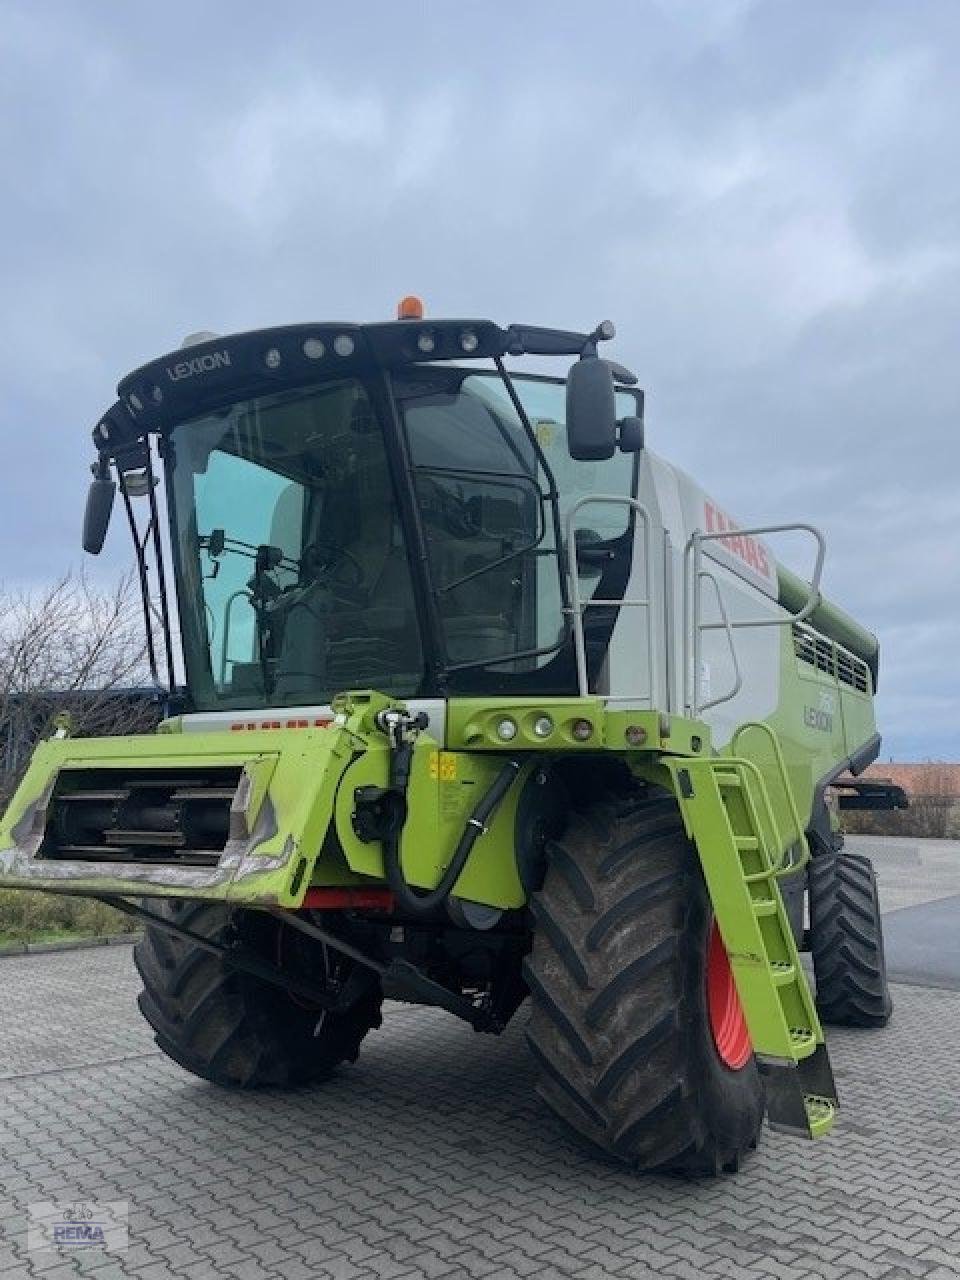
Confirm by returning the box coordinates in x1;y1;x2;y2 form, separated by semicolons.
429;751;458;781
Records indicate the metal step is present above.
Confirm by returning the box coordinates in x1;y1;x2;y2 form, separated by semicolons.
753;897;779;916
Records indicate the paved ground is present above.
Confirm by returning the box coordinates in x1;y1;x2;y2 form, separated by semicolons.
846;835;960;913
847;835;960;991
0;840;958;1280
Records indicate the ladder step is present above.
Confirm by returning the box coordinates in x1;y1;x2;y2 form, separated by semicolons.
713;770;743;788
804;1095;836;1138
735;836;760;852
743;869;774;884
789;1027;819;1058
762;1066;837;1139
752;897;778;916
769;961;796;986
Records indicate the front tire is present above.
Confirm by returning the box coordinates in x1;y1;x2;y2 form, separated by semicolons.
135;900;383;1087
524;784;764;1174
809;850;892;1027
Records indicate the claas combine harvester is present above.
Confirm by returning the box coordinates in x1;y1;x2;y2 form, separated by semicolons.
0;301;893;1173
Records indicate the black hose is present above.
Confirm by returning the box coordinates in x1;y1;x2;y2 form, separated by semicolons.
383;753;522;917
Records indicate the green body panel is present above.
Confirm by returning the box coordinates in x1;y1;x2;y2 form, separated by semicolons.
760;626;877;837
0;726;356;906
0;689;715;911
445;699;711;756
334;742;531;909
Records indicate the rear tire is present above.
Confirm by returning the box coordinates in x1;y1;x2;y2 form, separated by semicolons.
809;851;892;1027
134;900;383;1087
524;783;764;1174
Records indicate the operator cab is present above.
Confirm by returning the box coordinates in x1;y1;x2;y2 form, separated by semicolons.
83;308;644;713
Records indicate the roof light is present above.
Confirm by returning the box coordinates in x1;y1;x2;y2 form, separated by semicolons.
303;337;326;360
417;330;436;354
180;330;220;349
264;348;282;370
397;295;425;320
333;333;355;357
127;392;143;413
460;329;479;353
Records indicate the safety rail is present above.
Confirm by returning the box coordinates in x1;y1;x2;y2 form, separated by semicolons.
731;721;810;873
220;589;253;684
565;495;657;702
683;522;826;718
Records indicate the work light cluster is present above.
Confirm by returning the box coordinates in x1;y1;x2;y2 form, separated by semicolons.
492;714;595;743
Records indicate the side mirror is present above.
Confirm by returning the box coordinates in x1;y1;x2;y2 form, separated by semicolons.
82;474;116;554
566;357;617;460
617;415;645;453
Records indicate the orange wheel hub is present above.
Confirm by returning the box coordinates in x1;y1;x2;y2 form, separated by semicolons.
706;921;752;1070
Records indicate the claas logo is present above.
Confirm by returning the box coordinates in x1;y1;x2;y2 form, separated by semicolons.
704;501;772;579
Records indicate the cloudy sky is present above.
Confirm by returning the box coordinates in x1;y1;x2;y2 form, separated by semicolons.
0;0;957;758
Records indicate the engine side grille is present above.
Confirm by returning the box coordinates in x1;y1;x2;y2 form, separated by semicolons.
792;624;869;693
37;766;243;866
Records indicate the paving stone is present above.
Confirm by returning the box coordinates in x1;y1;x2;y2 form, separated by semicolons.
0;936;957;1280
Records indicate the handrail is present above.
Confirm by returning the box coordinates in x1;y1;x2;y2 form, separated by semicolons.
684;521;827;716
220;589;253;684
729;758;798;876
732;721;810;873
696;570;742;712
691;522;826;630
564;495;657;702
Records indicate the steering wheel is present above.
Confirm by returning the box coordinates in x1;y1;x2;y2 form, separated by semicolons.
299;540;365;589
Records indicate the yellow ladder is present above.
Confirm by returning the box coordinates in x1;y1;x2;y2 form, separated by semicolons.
663;750;838;1139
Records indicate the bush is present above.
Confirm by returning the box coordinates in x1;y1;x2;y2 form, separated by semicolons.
842;788;959;839
0;572;156;806
0;572;157;944
0;888;138;943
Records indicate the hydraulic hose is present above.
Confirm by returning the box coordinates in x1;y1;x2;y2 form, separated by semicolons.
383;749;522;917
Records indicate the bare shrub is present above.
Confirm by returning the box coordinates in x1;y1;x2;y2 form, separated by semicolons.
841;765;959;838
0;571;161;938
0;571;160;802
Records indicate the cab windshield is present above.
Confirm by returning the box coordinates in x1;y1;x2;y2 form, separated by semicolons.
168;371;636;711
169;379;424;710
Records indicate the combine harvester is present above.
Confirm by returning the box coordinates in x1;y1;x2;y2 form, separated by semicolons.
0;301;891;1173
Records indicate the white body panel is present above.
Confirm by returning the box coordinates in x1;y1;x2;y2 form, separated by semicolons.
602;451;784;748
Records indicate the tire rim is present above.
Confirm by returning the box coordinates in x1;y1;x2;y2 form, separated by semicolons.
706;921;752;1070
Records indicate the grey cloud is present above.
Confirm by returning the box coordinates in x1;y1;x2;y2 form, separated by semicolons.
0;0;956;756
